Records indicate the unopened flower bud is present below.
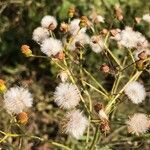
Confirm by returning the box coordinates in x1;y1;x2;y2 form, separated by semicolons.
0;79;6;93
21;45;32;57
100;64;110;74
138;51;148;60
60;22;69;33
136;60;144;71
58;71;68;83
54;51;65;60
110;29;121;37
79;16;89;28
101;29;108;35
135;17;142;24
114;4;123;21
68;7;75;18
17;112;28;124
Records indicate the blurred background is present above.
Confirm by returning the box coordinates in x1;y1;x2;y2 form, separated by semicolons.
0;0;150;149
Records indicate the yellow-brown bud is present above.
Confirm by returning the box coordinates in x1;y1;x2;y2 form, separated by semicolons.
0;79;6;93
79;16;89;28
60;22;69;33
114;4;123;21
68;7;75;18
21;45;32;57
101;29;108;35
17;112;28;124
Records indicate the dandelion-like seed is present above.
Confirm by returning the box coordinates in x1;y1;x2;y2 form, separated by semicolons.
67;33;90;51
4;86;33;114
32;27;49;43
126;113;150;135
63;110;88;139
112;27;148;48
41;15;57;30
90;35;104;53
143;13;150;24
41;38;63;57
54;83;80;109
124;81;146;104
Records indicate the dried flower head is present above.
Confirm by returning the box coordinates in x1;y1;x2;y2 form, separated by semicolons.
21;45;32;57
142;13;150;24
60;22;69;33
134;48;150;60
41;15;57;30
0;79;6;93
90;35;104;53
126;113;150;135
32;27;49;43
124;81;146;104
100;64;110;74
94;103;108;121
17;112;28;124
41;38;63;57
54;83;80;109
4;86;33;114
63;110;88;139
100;119;110;134
54;51;65;60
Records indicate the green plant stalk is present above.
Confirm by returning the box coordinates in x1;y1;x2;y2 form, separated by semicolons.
83;68;108;95
83;80;109;99
89;125;100;150
106;71;142;113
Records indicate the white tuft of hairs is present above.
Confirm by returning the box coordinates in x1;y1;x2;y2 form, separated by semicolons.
126;113;150;135
64;110;88;139
4;86;33;114
41;38;63;57
54;83;80;109
124;81;146;104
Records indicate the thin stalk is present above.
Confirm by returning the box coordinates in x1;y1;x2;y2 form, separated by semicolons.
83;68;108;94
83;81;109;99
106;71;142;113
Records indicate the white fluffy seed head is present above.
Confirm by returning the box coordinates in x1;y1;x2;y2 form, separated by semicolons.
41;15;57;30
64;110;88;139
69;19;86;35
32;27;49;43
41;38;63;57
54;83;80;109
113;27;148;48
90;35;104;53
126;113;150;135
143;13;150;24
3;86;33;114
124;81;146;104
67;33;90;51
